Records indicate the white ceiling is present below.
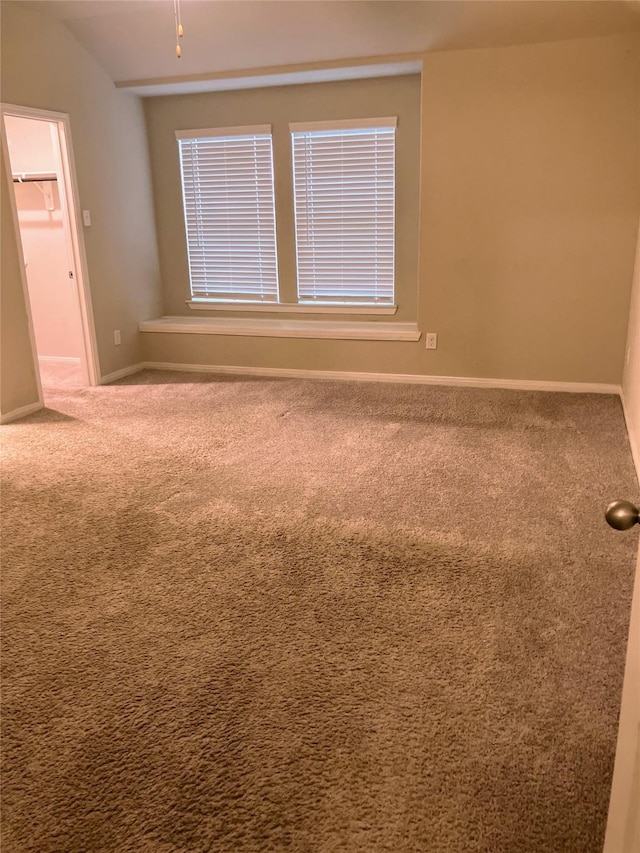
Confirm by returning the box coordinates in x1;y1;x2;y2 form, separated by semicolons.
25;0;640;87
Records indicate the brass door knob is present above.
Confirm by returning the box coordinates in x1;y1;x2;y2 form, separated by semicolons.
605;500;640;531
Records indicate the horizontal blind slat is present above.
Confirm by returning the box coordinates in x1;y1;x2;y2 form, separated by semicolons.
179;133;279;300
292;126;395;304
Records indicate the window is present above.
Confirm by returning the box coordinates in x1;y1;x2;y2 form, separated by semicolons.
176;118;397;309
176;126;279;302
291;118;396;305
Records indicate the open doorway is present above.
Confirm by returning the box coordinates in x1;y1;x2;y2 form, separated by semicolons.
2;105;99;395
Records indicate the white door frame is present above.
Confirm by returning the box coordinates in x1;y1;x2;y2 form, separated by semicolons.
1;103;100;386
603;541;640;853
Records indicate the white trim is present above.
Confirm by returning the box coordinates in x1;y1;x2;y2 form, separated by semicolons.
1;104;69;123
175;124;272;140
1;103;101;387
0;401;43;425
186;300;398;316
621;392;640;486
99;363;146;385
289;117;397;133
139;362;621;394
55;113;101;385
38;356;81;365
139;317;420;342
603;547;640;853
117;60;422;98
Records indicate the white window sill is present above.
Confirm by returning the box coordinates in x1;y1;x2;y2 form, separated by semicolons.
186;300;398;316
139;316;421;342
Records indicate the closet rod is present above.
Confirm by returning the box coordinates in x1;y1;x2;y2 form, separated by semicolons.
12;173;57;183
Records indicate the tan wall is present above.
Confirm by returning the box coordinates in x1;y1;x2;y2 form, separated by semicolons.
144;74;421;321
419;33;639;384
0;1;162;379
622;226;640;476
143;34;639;384
0;144;40;417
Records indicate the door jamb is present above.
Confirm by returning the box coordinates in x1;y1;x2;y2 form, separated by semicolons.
603;543;640;852
1;103;101;386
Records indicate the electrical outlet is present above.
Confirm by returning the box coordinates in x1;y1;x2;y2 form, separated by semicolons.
425;332;438;350
114;330;121;346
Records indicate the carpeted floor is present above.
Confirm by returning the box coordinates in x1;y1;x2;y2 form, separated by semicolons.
2;371;639;853
38;358;84;391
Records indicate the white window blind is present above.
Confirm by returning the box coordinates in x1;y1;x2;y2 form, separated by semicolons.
291;119;396;305
177;127;279;302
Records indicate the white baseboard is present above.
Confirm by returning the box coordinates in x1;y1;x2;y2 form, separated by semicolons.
99;363;146;385
38;356;81;365
620;393;640;485
141;361;621;395
0;401;43;424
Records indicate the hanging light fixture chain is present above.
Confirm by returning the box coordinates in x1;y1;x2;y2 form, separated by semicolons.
177;0;184;38
173;0;183;58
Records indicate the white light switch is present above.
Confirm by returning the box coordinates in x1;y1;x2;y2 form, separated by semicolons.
82;209;91;227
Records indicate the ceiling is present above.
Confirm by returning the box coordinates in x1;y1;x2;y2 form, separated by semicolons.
25;0;640;88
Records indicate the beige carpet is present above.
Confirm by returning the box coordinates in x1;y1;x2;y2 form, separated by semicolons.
38;358;84;391
2;371;639;853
